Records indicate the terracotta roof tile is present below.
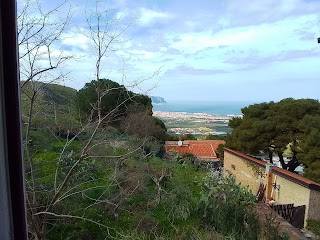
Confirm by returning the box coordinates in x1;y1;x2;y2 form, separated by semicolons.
272;166;320;190
165;140;225;160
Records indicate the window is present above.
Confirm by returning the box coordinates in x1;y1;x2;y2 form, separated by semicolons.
0;1;28;239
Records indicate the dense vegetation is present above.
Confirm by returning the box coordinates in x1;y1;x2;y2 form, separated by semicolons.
21;81;79;130
21;81;265;239
226;98;320;183
18;1;306;238
75;79;153;127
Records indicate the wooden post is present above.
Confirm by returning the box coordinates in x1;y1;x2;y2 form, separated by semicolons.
265;163;274;200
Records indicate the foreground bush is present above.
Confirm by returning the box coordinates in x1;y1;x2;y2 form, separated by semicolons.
199;170;260;240
27;126;262;239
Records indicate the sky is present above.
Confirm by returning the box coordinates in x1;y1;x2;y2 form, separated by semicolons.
20;0;320;102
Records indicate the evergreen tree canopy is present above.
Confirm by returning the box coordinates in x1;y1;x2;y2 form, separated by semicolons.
226;98;320;183
75;79;152;126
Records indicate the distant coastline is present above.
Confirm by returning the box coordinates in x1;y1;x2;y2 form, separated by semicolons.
152;101;249;135
152;101;253;116
153;111;240;122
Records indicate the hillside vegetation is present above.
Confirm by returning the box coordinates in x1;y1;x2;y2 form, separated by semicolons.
21;80;271;240
21;81;79;130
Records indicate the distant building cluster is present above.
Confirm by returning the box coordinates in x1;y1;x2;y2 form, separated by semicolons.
168;127;225;135
153;111;240;122
154;111;240;135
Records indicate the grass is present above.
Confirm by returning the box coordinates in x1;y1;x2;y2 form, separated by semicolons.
307;219;320;235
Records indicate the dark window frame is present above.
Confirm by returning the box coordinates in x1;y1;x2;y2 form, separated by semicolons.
0;0;28;239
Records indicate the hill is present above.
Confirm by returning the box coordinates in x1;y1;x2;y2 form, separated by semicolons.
40;83;77;106
21;81;79;129
150;95;166;104
21;81;77;108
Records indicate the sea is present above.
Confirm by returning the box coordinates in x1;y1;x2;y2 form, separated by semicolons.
152;101;255;116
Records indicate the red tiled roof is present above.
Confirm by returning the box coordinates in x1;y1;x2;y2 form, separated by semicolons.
272;166;320;191
165;140;225;160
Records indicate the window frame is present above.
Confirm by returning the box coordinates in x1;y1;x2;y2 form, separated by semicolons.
0;0;28;239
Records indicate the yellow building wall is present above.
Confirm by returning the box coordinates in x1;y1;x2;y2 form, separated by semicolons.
225;149;320;226
272;174;310;206
308;189;320;220
272;173;311;225
224;151;264;194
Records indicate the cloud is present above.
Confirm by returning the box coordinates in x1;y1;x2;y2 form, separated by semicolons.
62;32;90;51
127;49;156;59
280;49;320;60
224;0;320;26
164;65;228;76
28;0;320;101
138;8;173;26
223;48;320;70
167;27;269;54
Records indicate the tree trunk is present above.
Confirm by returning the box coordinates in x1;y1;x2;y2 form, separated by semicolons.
277;152;287;170
287;152;299;172
268;150;273;164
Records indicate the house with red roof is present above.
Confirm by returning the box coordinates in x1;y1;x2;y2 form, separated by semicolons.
165;140;225;161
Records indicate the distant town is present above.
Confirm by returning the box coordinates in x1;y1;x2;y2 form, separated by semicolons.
153;111;241;135
153;111;240;122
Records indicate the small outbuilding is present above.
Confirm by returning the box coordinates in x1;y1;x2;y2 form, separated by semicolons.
165;140;225;161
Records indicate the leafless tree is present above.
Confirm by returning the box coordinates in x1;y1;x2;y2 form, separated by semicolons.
121;110;165;138
18;0;73;187
83;1;134;82
18;0;73;86
17;0;76;238
20;1;161;239
148;167;171;204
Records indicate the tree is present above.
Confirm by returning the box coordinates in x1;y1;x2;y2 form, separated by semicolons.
120;110;166;139
75;0;159;127
19;0;73;131
226;98;320;180
297;115;320;183
20;1;162;238
217;143;225;165
185;134;197;140
18;1;77;238
153;116;167;132
205;134;226;140
75;78;152;127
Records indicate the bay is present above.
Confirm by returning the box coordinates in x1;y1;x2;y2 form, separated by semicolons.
152;101;255;115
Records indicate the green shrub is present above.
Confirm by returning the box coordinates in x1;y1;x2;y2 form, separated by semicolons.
199;171;260;239
307;219;320;235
